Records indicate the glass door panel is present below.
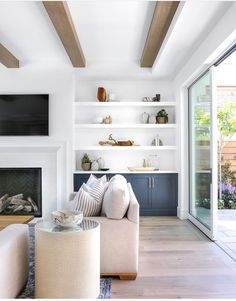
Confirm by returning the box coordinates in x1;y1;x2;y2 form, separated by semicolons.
189;71;211;228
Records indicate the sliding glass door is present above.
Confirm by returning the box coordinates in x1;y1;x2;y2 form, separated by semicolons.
188;69;217;240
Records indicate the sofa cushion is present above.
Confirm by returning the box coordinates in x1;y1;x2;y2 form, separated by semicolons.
86;174;107;188
102;175;130;219
74;177;107;216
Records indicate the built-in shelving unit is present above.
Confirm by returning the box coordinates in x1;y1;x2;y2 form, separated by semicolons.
74;101;176;107
73;100;177;172
74;146;177;151
75;124;176;129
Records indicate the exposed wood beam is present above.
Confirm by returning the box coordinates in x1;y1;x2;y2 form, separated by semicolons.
43;1;86;67
140;1;180;68
0;43;19;68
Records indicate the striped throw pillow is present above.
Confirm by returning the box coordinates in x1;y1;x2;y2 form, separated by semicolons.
74;181;106;216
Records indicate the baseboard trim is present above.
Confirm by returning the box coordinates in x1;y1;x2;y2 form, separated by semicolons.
101;272;137;280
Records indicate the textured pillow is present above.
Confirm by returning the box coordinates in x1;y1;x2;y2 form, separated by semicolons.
74;179;107;216
86;174;107;188
102;175;130;219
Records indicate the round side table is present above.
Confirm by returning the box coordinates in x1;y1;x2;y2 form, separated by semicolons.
35;219;100;298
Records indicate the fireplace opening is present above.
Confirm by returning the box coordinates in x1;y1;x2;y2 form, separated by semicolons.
0;168;42;217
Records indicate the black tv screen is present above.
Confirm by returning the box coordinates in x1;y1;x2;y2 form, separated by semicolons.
0;94;49;136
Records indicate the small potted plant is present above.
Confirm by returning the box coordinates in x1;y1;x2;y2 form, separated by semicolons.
81;153;91;171
156;109;168;124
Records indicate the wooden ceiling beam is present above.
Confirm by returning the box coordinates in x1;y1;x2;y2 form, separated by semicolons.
0;43;19;68
140;1;180;68
43;1;86;67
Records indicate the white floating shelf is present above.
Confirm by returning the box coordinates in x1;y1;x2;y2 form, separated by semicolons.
74;101;176;107
74;170;178;174
74;146;176;151
75;123;176;129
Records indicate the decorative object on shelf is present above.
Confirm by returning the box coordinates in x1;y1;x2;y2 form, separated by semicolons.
107;93;116;101
97;157;105;169
151;135;163;146
156;109;168;124
100;168;110;171
97;87;106;102
152;94;161;102
91;160;99;171
143;159;148;168
142;97;152;102
148;154;159;169
51;210;83;228
81;153;91;171
99;134;138;146
102;115;112;124
148;114;157;124
141;112;149;124
93;116;103;124
128;166;158;171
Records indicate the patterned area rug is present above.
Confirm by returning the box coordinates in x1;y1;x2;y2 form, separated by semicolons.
17;226;112;299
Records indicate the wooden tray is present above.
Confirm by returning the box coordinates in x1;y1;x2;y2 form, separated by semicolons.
128;167;158;171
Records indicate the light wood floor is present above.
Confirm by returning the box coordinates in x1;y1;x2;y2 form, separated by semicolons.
111;217;236;298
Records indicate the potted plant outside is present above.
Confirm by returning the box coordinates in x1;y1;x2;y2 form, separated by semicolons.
156;109;168;124
81;153;91;171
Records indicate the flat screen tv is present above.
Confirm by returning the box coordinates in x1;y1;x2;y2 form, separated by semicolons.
0;94;49;136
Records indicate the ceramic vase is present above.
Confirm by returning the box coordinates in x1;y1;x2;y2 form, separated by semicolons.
97;87;106;102
141;112;149;124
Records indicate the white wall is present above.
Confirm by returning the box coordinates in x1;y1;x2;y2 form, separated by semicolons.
173;3;236;219
0;63;75;214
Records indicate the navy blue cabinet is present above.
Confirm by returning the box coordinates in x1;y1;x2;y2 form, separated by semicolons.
73;173;178;216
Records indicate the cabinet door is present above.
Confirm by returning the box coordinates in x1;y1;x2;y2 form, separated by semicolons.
126;175;151;210
151;174;178;215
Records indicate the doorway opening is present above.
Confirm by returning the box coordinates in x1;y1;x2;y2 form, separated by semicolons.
215;49;236;259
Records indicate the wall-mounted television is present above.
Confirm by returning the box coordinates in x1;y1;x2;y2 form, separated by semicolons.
0;94;49;136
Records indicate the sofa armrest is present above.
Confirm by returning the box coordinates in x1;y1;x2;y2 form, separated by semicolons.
127;183;139;224
0;224;29;298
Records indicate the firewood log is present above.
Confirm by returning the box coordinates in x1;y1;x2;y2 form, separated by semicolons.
11;194;23;199
13;205;24;212
27;197;38;212
0;194;9;213
8;197;29;206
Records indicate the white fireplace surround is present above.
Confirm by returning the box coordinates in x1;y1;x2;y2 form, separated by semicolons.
0;140;67;218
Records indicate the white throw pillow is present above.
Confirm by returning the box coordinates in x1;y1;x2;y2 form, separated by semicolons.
86;174;107;188
102;175;130;219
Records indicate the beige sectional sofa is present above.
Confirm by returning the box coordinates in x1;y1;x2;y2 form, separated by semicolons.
70;182;139;280
0;224;29;298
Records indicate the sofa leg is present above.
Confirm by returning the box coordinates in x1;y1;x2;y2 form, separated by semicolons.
119;273;137;280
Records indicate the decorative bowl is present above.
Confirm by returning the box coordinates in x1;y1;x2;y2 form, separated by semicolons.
51;210;83;228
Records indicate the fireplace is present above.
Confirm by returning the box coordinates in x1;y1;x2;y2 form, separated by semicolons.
0;168;42;217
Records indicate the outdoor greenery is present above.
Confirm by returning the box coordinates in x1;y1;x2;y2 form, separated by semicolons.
194;101;236;210
217;102;236;200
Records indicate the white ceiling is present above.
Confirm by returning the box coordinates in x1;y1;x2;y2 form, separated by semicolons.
0;1;70;65
68;1;155;62
0;1;234;80
152;1;233;79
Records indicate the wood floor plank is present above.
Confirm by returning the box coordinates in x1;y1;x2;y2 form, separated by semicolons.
111;217;236;298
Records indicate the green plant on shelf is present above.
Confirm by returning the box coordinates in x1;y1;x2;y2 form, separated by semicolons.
82;153;91;164
156;109;168;124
